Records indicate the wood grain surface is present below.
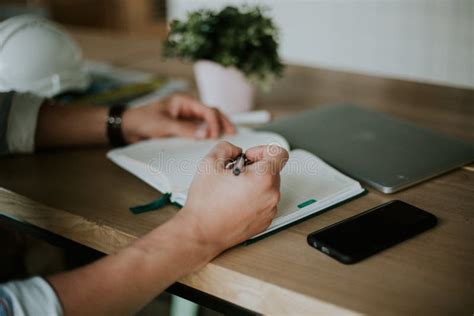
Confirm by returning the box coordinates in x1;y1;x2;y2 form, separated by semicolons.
0;28;473;315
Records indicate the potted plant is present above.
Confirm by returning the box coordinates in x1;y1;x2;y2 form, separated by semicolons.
163;6;284;114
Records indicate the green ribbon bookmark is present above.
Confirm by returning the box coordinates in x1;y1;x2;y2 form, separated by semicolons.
129;193;172;214
297;198;317;209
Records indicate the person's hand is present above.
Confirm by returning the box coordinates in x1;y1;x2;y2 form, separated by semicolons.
122;94;235;143
176;141;289;256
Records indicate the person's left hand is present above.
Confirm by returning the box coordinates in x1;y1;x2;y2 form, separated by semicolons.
122;93;235;143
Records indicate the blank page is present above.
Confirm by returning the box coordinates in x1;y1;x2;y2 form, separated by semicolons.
276;149;361;220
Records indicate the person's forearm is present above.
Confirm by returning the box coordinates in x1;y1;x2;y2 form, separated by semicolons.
35;102;109;148
47;212;218;315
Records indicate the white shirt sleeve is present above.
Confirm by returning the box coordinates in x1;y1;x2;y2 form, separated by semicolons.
0;277;63;316
6;92;44;154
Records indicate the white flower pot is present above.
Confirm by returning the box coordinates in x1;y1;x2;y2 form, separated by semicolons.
194;60;255;114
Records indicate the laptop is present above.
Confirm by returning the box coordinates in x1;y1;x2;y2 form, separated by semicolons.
261;103;474;193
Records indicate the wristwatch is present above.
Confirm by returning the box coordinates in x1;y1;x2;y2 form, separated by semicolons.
107;104;127;147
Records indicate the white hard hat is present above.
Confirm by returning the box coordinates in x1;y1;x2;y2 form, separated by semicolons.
0;15;90;97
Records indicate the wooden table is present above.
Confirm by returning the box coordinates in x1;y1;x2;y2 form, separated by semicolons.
1;29;473;315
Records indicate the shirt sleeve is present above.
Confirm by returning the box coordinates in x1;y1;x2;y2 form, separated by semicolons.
0;277;63;316
7;92;44;154
0;92;44;156
0;92;14;156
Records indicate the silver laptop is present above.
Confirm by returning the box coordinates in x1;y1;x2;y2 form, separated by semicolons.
261;104;474;193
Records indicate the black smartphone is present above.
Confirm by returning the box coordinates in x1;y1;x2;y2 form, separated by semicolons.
307;200;437;264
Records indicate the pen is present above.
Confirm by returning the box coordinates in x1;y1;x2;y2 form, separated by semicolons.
232;153;247;176
228;110;272;125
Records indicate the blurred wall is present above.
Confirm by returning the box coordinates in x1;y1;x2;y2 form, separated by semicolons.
167;0;474;89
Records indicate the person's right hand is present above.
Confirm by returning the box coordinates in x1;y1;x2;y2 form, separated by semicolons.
177;141;289;257
46;142;287;316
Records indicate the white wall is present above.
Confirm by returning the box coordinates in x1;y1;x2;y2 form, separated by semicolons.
167;0;474;89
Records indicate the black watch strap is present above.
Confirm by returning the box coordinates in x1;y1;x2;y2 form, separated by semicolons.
107;104;127;147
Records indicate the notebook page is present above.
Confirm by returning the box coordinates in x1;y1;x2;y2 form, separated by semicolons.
107;154;171;193
275;149;361;222
107;128;289;202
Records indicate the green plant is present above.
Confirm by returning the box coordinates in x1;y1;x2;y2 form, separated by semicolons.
162;6;284;89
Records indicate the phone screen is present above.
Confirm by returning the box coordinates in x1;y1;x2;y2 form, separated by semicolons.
307;200;437;264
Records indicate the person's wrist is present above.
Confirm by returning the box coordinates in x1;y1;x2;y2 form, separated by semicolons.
171;210;222;265
121;107;139;144
132;209;220;274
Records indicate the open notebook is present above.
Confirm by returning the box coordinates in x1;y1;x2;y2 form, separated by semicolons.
107;128;365;241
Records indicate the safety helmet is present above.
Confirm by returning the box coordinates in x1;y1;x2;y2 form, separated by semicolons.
0;15;90;97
